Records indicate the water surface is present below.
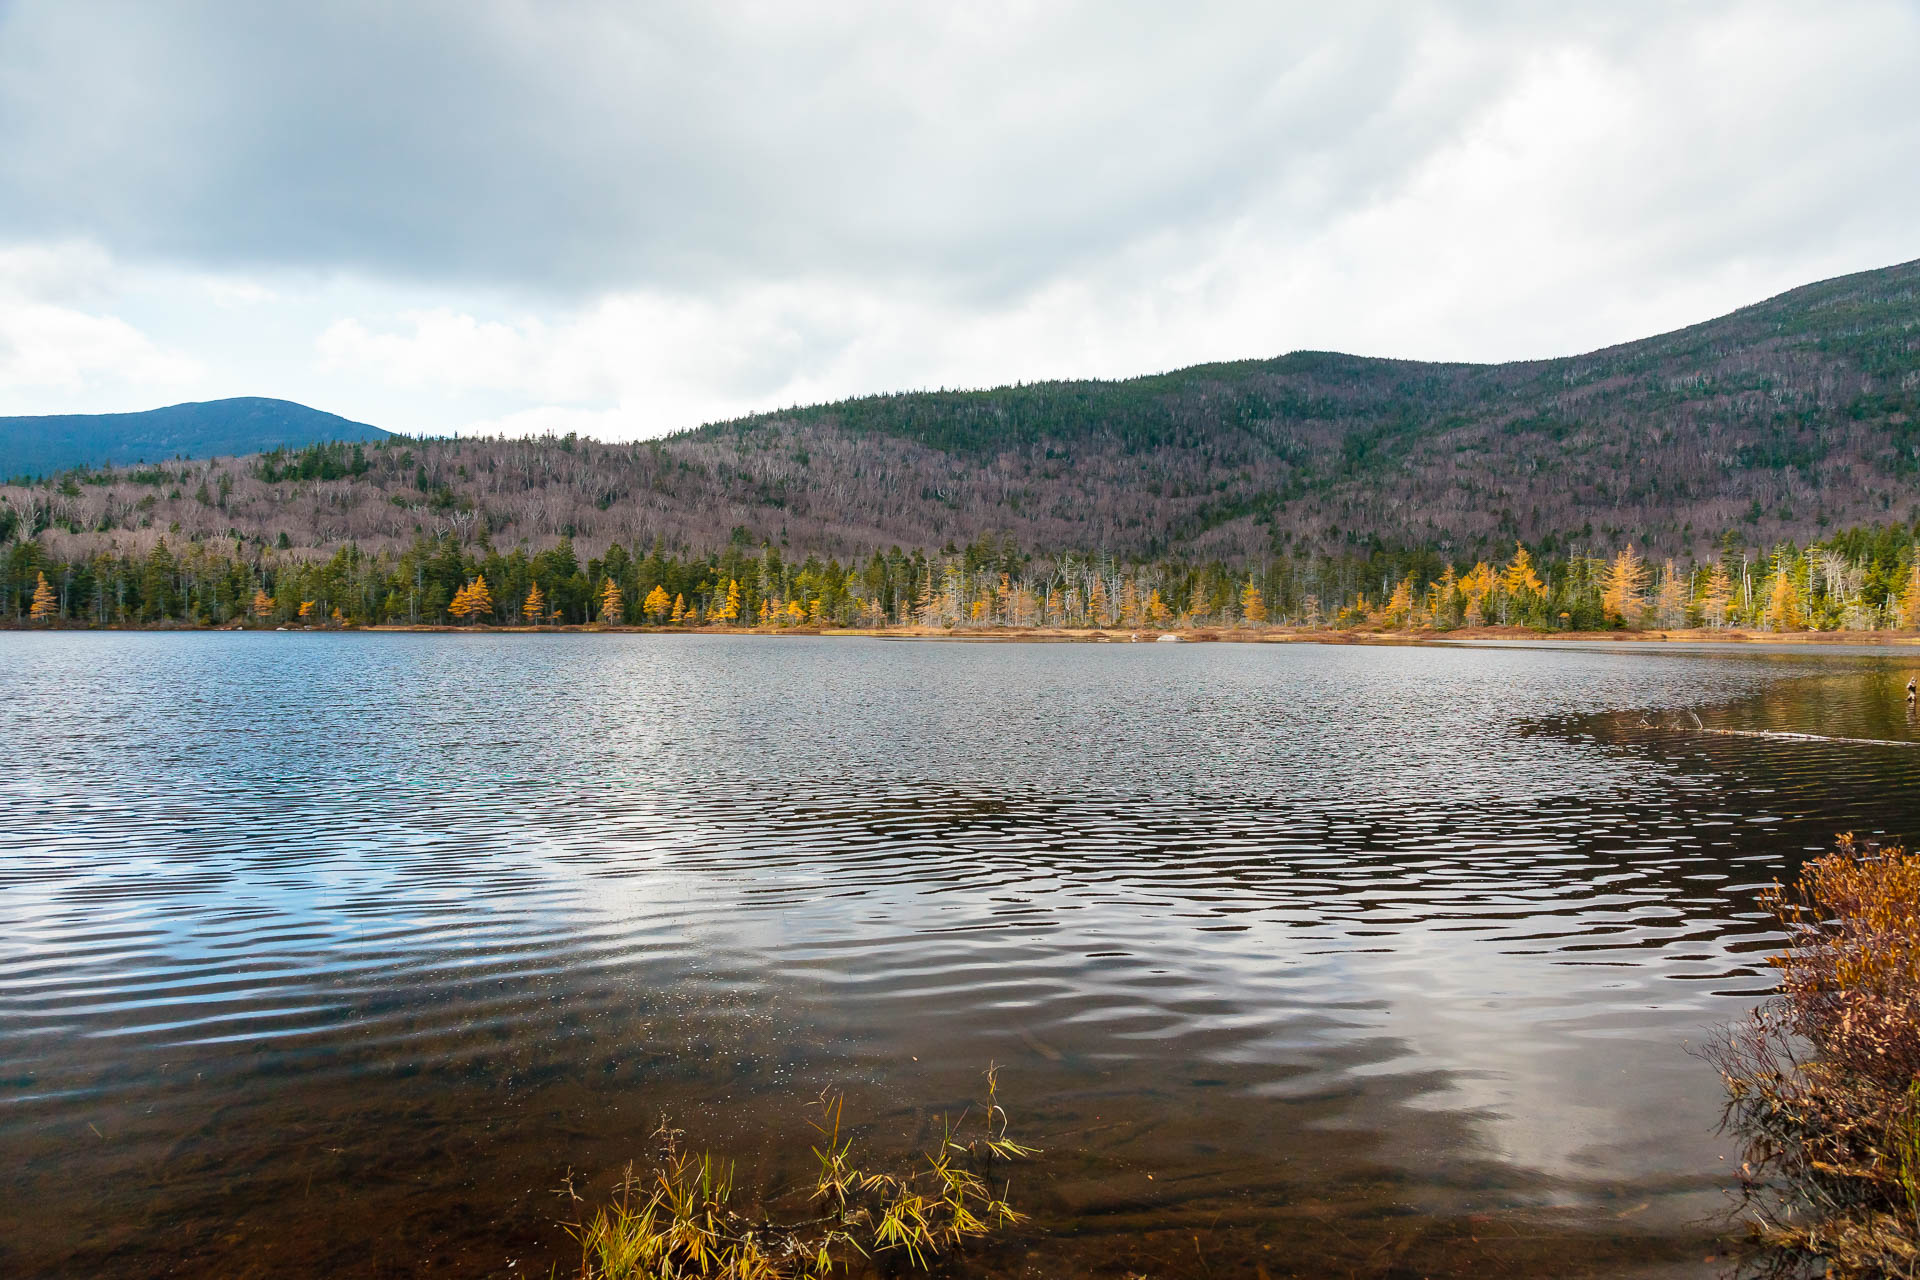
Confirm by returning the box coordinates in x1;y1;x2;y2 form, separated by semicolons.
3;634;1917;1278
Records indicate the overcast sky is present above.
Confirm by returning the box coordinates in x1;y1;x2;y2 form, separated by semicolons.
0;1;1915;439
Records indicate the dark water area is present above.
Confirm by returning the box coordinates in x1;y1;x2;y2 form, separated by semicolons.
3;634;1919;1279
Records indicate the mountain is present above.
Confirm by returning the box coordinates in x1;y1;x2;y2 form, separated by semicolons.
4;259;1918;563
0;397;390;480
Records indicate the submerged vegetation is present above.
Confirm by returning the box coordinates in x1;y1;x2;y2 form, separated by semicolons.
567;1070;1035;1279
1714;835;1920;1278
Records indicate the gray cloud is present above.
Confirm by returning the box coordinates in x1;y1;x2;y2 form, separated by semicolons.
0;2;1587;301
0;1;1916;433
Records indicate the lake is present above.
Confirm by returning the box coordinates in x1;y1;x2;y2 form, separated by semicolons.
3;633;1917;1278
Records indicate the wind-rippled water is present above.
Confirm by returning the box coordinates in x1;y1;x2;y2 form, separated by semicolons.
3;633;1918;1278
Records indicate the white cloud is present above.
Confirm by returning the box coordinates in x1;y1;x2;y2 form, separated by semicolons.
0;243;201;397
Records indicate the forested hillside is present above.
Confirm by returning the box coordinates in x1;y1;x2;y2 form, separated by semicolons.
2;258;1920;632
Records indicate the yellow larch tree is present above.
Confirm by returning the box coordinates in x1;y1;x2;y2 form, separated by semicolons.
523;582;547;624
298;599;317;623
1240;581;1267;625
1381;578;1415;629
1146;588;1171;626
599;578;624;625
1087;577;1109;628
670;593;686;625
252;587;274;621
1502;544;1545;598
1599;546;1646;625
451;575;491;625
643;583;671;623
1898;561;1920;630
29;571;57;621
1764;563;1804;632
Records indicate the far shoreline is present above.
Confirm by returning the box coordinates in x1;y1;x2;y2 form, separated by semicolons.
10;621;1920;647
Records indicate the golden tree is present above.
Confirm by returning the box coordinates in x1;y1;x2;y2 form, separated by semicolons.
722;579;743;624
251;587;274;621
599;578;624;624
1502;544;1545;598
523;582;547;624
1087;577;1109;627
643;583;671;623
298;599;317;623
670;593;686;625
1899;561;1920;630
1765;565;1804;632
1380;578;1415;628
467;575;493;619
1146;588;1171;626
29;571;57;621
1599;545;1647;624
1240;581;1267;625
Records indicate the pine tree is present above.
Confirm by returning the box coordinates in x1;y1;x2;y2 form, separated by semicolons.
643;583;671;622
524;582;547;624
29;571;57;622
599;578;624;624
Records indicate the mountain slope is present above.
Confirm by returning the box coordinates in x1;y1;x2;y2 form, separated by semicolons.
0;397;390;480
670;257;1920;557
4;260;1918;563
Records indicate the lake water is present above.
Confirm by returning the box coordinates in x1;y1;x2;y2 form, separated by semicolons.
3;633;1918;1278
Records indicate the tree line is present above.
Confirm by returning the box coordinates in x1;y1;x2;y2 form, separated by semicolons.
9;522;1920;633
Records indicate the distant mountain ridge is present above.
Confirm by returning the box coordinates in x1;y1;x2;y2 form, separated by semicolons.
0;397;390;479
4;259;1920;562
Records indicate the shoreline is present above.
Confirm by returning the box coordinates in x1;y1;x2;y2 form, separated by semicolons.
8;621;1920;646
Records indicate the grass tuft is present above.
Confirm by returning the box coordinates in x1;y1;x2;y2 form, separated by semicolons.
565;1066;1036;1278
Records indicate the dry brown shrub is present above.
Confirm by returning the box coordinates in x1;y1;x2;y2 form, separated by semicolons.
1711;835;1920;1278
